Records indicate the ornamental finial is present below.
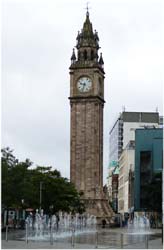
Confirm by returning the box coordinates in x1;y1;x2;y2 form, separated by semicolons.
85;2;91;16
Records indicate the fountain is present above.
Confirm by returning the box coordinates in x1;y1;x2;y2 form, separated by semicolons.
127;213;151;234
3;210;162;248
126;211;156;235
120;212;157;248
24;209;97;241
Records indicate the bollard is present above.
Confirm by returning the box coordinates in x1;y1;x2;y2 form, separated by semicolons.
50;226;53;245
5;225;8;241
145;235;148;249
71;228;75;248
25;223;28;244
95;231;98;248
120;233;123;249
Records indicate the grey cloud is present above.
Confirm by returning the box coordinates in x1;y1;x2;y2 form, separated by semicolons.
2;0;163;183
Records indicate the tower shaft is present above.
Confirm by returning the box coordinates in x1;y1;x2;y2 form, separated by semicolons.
69;11;114;222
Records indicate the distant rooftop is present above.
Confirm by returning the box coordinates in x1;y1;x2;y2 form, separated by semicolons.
109;111;159;134
121;111;159;123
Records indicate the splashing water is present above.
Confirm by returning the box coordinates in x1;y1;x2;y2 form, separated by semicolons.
25;209;97;241
127;214;151;234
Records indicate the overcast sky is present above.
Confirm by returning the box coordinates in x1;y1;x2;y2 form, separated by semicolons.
2;0;163;184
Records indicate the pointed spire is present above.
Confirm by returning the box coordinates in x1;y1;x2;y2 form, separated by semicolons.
82;11;93;37
76;31;80;40
86;2;90;17
86;10;89;17
76;11;99;49
99;52;104;67
70;9;104;73
94;30;99;41
71;48;76;64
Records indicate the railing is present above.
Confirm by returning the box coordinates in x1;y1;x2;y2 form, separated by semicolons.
5;225;8;242
4;226;162;249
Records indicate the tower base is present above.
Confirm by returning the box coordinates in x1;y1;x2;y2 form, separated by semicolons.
82;198;114;224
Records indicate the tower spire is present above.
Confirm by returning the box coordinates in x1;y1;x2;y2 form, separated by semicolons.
70;8;104;73
71;48;76;64
85;2;90;17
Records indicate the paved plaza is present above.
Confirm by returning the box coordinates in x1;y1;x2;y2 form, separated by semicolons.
1;228;162;249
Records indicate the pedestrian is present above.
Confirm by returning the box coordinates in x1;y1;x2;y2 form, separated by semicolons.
102;219;106;228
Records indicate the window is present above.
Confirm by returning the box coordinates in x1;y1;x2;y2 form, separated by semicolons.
84;50;87;60
140;151;152;209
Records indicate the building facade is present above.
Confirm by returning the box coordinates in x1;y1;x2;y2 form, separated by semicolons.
108;111;160;212
134;128;163;211
109;117;123;165
111;169;119;212
118;141;135;215
159;116;163;128
109;112;159;167
69;11;113;221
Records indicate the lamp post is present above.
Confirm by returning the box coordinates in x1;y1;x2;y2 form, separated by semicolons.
39;182;43;214
21;199;25;229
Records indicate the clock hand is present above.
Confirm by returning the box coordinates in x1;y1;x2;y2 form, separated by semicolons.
82;83;86;91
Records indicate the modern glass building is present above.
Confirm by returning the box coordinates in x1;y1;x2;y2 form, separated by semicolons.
109;112;159;168
108;112;160;213
134;128;163;211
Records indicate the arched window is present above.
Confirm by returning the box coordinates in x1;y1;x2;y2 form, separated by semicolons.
84;50;87;60
91;50;94;60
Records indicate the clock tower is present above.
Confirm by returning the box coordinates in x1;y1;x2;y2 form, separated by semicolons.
69;10;113;222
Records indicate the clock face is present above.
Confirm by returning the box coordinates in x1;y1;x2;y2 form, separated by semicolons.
77;77;92;93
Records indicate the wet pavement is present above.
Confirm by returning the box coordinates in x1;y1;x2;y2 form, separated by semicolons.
1;227;163;249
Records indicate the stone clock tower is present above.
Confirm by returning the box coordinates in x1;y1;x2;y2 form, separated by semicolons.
69;11;113;222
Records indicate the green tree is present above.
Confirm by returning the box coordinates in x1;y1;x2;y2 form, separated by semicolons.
1;148;34;208
35;166;84;214
1;147;85;214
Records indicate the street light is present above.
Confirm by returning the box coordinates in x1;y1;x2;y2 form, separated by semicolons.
21;199;25;229
21;199;24;218
39;182;43;214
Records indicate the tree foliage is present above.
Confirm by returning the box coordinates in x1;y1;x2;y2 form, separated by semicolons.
1;147;85;214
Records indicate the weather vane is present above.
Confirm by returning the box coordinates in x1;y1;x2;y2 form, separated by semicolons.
85;2;91;13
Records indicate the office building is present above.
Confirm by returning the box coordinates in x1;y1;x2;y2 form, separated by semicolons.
134;128;163;211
